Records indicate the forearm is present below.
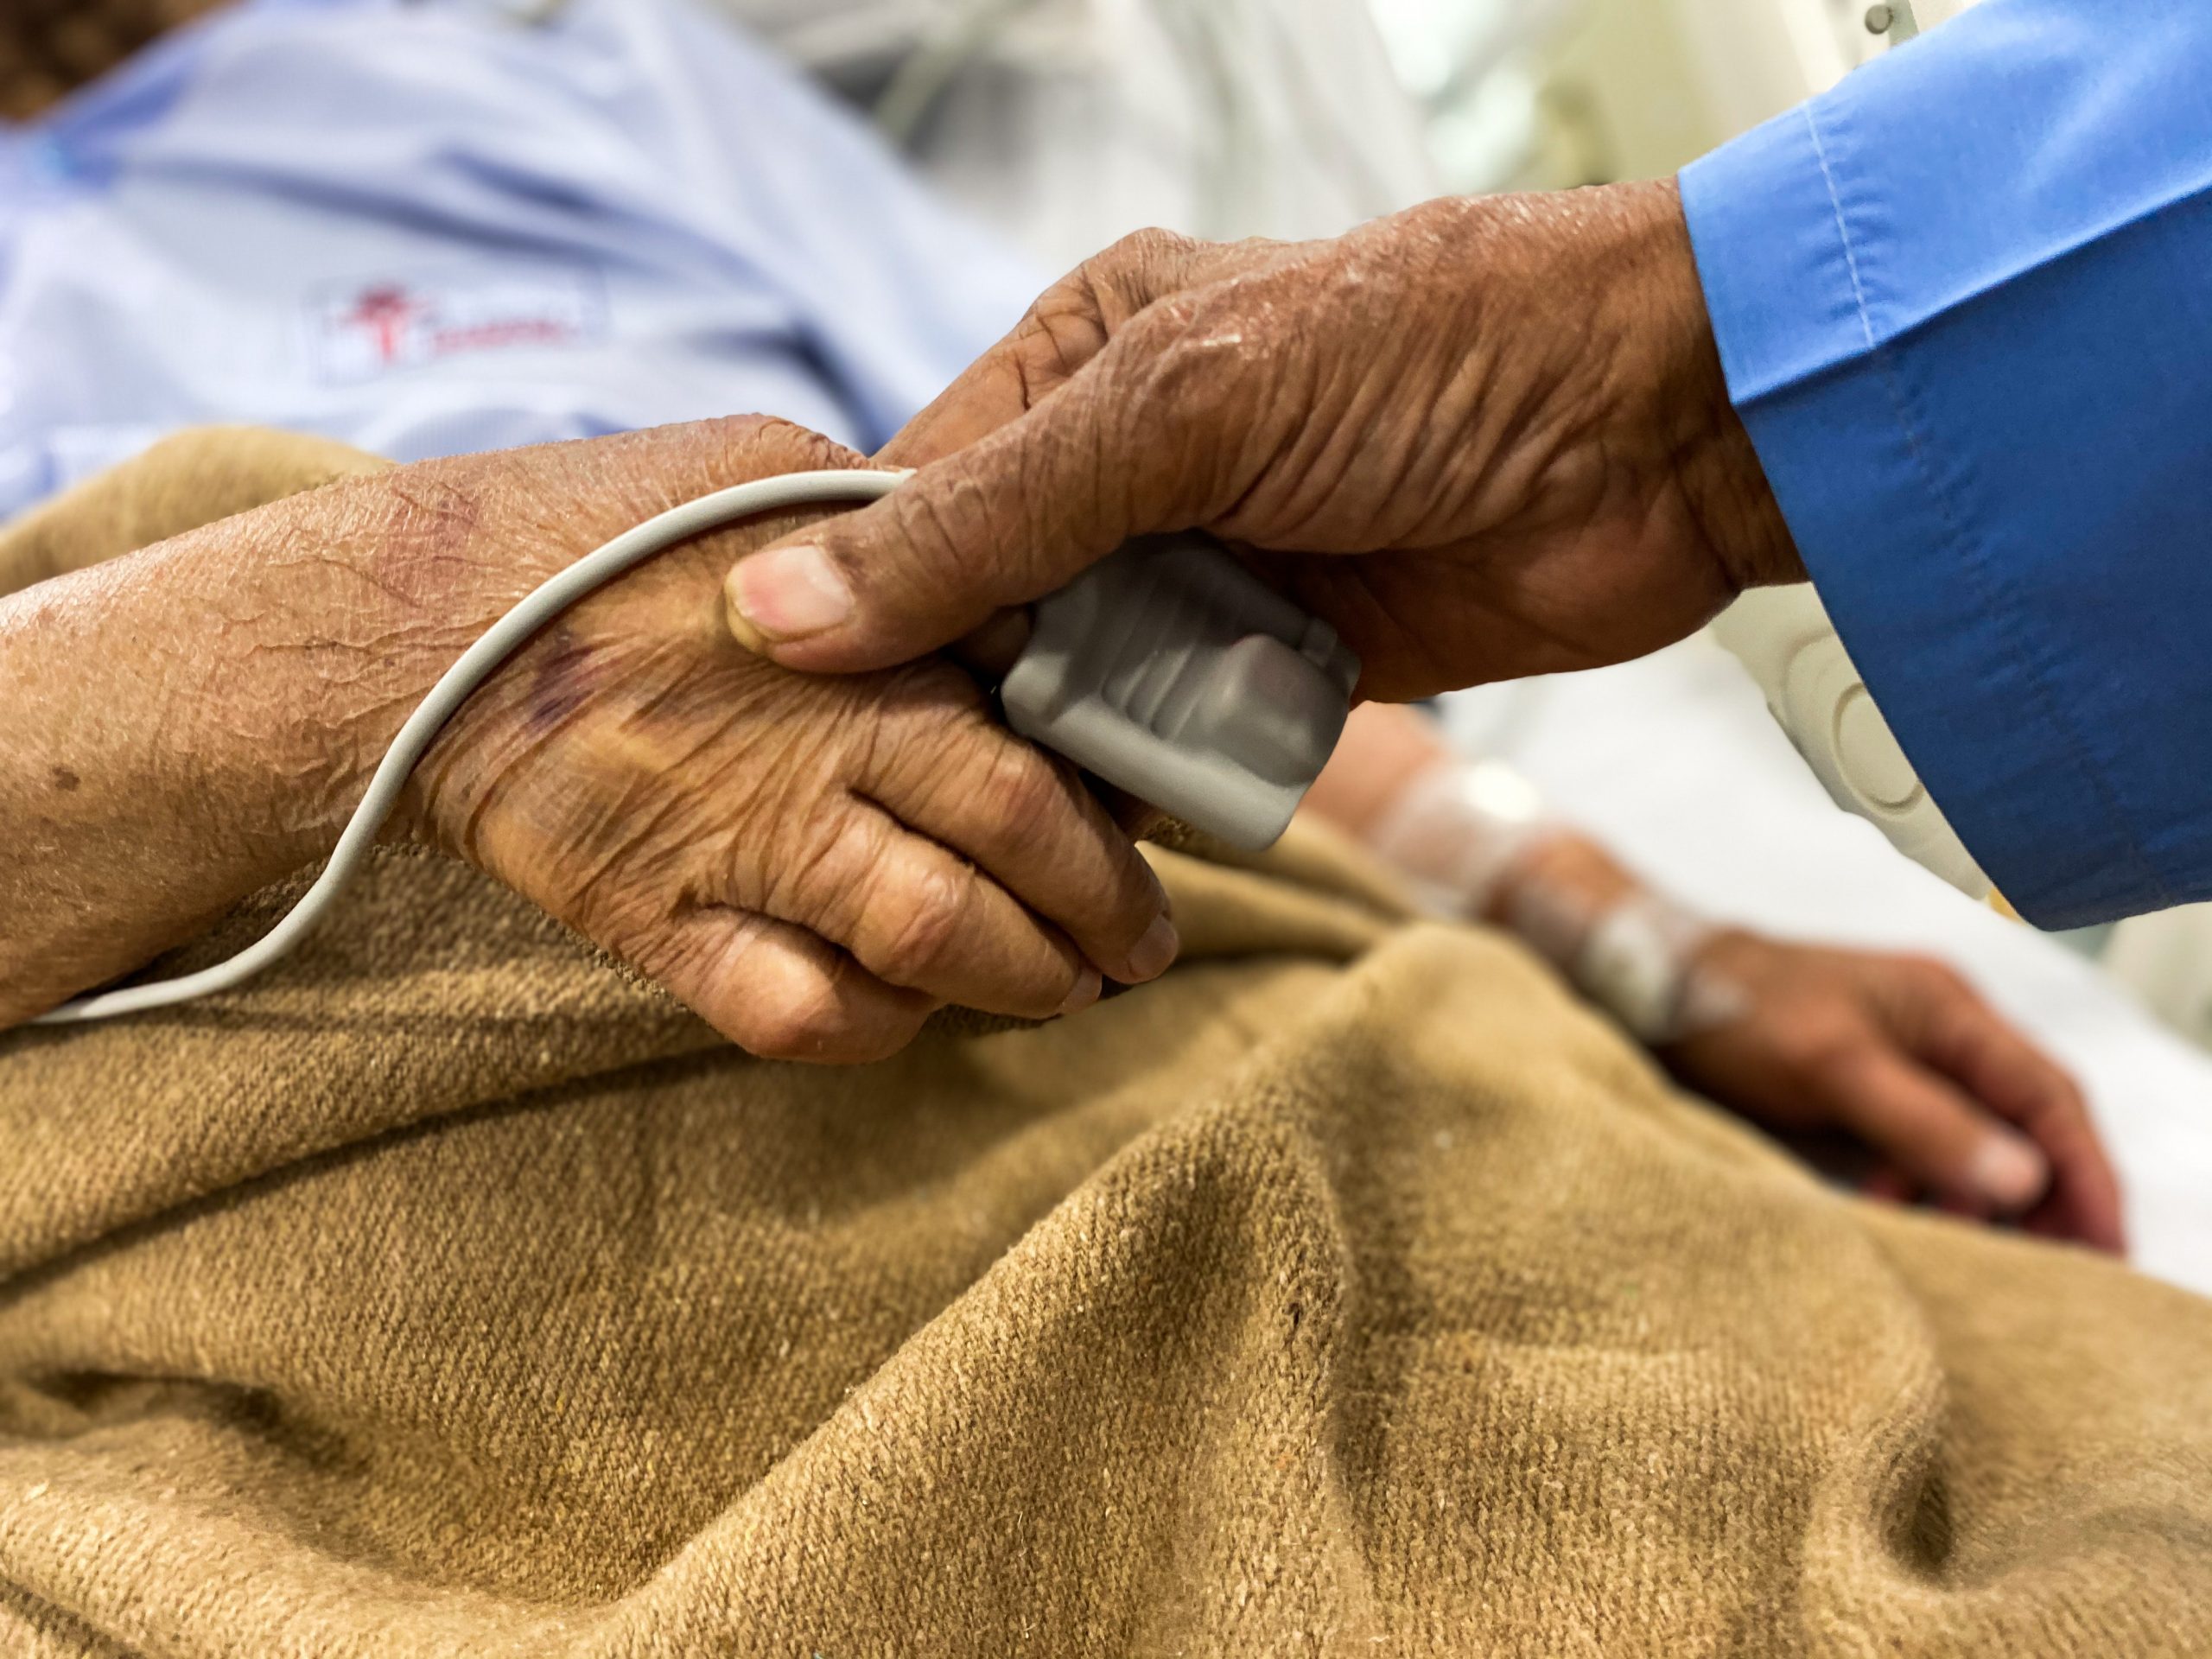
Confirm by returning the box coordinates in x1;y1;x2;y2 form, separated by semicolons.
4;506;353;1021
0;467;553;1024
1306;702;1730;1037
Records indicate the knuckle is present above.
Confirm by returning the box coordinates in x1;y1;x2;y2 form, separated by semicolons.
891;464;988;563
1798;1027;1873;1085
874;861;976;985
1019;227;1212;391
774;802;880;928
1017;303;1108;402
970;741;1065;833
1090;226;1201;287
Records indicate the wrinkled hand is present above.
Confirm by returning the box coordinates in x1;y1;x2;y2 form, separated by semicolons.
0;418;1173;1047
721;181;1799;701
390;421;1175;1062
1661;932;2125;1253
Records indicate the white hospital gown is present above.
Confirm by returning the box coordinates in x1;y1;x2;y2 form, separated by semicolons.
0;0;1041;518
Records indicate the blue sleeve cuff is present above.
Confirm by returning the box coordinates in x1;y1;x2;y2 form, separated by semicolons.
1679;18;2212;928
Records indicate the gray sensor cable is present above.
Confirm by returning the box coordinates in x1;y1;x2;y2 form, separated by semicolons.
37;470;1357;1025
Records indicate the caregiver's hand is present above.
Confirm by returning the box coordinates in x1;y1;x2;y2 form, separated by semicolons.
0;418;1171;1058
722;180;1801;701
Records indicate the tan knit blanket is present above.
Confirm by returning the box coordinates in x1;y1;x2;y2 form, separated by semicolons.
3;432;2210;1657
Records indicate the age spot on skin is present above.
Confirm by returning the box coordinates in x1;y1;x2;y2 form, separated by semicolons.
49;766;79;792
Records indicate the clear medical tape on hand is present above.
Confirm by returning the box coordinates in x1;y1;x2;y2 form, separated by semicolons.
1365;759;1748;1046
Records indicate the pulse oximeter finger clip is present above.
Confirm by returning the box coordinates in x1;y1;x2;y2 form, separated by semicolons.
1001;533;1359;850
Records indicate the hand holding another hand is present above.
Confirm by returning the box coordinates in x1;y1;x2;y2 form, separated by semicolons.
398;423;1175;1061
724;181;1800;701
3;419;1174;1058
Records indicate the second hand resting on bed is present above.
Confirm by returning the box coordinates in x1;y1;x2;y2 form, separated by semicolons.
1302;701;2125;1254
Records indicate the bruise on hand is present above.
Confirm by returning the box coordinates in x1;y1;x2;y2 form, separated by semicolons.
523;626;601;736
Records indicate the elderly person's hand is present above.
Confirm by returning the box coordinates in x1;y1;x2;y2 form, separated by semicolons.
719;181;1799;702
1656;930;2125;1253
0;418;1173;1058
1306;702;2126;1253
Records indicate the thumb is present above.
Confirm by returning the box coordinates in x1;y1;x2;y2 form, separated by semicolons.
722;323;1200;674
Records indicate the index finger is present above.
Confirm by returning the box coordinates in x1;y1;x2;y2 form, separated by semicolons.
880;230;1295;468
1911;982;2127;1254
866;702;1176;986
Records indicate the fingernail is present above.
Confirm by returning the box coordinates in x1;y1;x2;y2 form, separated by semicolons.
1058;967;1103;1017
1969;1134;2050;1211
726;543;852;643
1123;914;1179;983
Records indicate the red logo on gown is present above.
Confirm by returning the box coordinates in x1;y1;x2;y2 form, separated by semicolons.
308;267;606;383
344;285;429;366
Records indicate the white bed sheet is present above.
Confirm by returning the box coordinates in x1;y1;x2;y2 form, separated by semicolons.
1441;637;2212;1299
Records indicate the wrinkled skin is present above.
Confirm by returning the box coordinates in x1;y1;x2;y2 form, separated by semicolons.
726;181;1801;701
731;183;2133;1246
0;418;1173;1059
